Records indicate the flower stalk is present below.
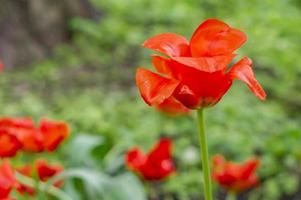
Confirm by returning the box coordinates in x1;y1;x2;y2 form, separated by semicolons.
197;109;213;200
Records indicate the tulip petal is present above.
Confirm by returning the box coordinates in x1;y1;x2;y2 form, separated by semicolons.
136;68;180;106
0;117;42;152
0;160;16;199
0;131;22;157
39;119;70;152
125;148;146;171
211;155;260;192
136;62;189;114
229;57;266;100
156;97;189;115
212;154;226;167
240;159;260;179
143;33;190;57
148;138;173;161
167;60;232;109
152;55;173;76
172;54;236;73
190;19;247;57
35;159;63;184
147;138;175;176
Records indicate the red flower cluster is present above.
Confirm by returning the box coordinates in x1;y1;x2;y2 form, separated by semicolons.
212;154;260;193
0;117;68;198
0;117;70;157
17;159;64;196
0;159;64;199
136;19;266;114
125;138;175;181
0;160;17;199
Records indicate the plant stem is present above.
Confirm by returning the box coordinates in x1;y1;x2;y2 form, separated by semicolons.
197;109;213;200
226;192;237;200
16;172;73;200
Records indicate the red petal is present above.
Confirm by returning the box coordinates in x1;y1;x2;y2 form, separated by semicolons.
228;57;266;100
156;97;189;115
0;117;42;152
240;159;260;179
148;138;173;162
168;60;232;108
211;156;260;193
39;119;70;152
0;131;22;157
141;138;175;180
172;54;236;73
125;148;146;171
137;59;189;114
147;56;233;109
137;62;189;114
152;55;173;76
212;154;226;167
190;19;247;57
143;33;190;57
35;159;64;187
136;68;180;106
0;160;16;199
36;160;63;181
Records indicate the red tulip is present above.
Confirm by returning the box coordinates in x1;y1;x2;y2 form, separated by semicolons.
125;138;175;181
0;118;42;152
212;154;260;193
136;19;266;113
36;159;64;187
0;160;17;199
17;159;64;196
0;129;22;157
0;117;70;153
39;118;69;152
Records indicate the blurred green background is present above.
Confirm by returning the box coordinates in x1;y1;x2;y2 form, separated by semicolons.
1;0;301;199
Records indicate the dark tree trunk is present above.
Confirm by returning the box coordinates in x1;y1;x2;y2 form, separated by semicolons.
0;0;98;68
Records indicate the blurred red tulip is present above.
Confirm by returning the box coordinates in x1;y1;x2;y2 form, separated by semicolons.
0;118;42;152
136;19;266;113
125;138;175;181
0;129;22;157
0;117;70;153
36;159;64;187
0;160;17;199
17;159;64;196
212;154;260;193
39;118;69;152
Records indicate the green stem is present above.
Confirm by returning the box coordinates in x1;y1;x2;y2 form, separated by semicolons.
226;192;237;200
197;109;213;200
16;172;73;200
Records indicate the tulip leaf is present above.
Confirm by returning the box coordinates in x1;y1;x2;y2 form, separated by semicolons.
48;168;109;199
102;173;147;200
66;134;105;166
48;169;146;200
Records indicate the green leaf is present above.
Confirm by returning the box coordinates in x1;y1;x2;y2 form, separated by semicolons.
66;134;104;166
103;173;147;200
48;168;109;199
49;169;146;200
